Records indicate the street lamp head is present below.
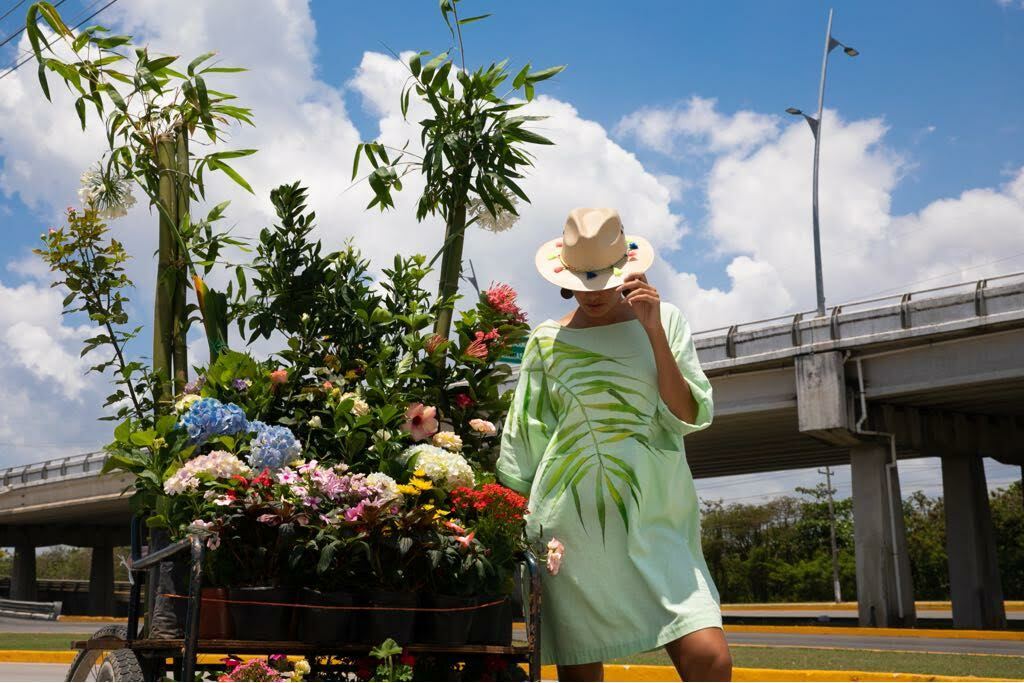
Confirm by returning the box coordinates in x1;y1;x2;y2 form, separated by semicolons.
843;46;859;57
786;107;804;116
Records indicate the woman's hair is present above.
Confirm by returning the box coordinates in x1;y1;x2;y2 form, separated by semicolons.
560;287;574;300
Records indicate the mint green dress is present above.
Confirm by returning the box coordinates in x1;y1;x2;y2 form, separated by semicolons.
497;302;721;666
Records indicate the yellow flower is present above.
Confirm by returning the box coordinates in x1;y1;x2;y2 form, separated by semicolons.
434;508;450;518
411;477;433;491
397;484;419;496
422;504;435;511
414;469;426;478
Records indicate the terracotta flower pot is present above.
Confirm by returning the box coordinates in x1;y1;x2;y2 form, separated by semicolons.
199;587;232;640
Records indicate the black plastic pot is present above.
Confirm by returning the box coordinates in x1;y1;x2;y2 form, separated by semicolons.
227;586;295;641
362;590;417;645
468;595;513;646
416;594;477;646
297;588;355;644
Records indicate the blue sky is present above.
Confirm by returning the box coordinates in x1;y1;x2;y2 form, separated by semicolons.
0;0;1021;501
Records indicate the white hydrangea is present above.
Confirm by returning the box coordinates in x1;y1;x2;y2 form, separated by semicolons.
366;472;402;503
467;193;519;233
431;431;463;453
164;451;251;495
401;444;475;490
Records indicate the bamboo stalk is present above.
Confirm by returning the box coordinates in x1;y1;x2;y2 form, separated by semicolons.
170;129;189;396
433;199;467;340
152;135;177;416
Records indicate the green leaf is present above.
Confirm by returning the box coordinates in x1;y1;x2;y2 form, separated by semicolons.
595;474;606;540
458;13;492;25
187;52;215;76
208;158;253;194
527;65;566;83
512;63;530;89
605;473;629;531
36;63;51;101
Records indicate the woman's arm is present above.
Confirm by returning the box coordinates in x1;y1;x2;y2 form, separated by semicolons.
618;273;699;424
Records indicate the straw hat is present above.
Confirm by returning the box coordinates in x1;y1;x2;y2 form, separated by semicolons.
534;208;654;291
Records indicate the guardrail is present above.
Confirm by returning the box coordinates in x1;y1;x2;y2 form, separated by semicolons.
691;270;1024;340
0;451;108;488
0;597;62;620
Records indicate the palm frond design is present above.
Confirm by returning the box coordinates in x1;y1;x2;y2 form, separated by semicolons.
522;334;659;539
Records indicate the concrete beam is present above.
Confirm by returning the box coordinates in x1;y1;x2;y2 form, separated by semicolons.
0;525;127;548
871;405;1024;465
850;442;916;627
10;545;37;601
796;352;860;446
88;546;115;616
941;454;1007;629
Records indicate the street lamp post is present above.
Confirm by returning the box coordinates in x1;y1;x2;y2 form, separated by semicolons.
787;8;858;318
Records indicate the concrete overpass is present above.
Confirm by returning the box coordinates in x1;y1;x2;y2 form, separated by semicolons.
1;273;1023;626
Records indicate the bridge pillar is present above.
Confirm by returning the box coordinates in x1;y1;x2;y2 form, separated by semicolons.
941;454;1006;629
10;545;37;601
88;545;115;616
850;442;916;627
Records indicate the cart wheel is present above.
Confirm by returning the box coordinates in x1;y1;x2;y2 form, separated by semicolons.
65;625;144;682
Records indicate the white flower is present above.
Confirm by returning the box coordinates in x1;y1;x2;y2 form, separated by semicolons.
467;193;519;233
469;418;497;436
401;444;475;490
307;415;322;429
78;164;137;219
432;431;463;452
340;392;370;417
366;472;402;503
174;394;201;413
163;451;251;495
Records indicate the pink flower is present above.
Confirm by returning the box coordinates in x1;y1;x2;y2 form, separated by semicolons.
464;339;489;359
456;530;476;549
469;418;497;436
257;513;281;526
323;381;333;390
424;333;447;354
546;537;565;576
403;403;439;442
485;282;526;321
445;521;466;535
269;368;288;385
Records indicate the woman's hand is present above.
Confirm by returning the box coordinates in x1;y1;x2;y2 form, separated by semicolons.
618;273;661;334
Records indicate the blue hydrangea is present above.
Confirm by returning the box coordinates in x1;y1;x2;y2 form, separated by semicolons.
178;397;249;445
247;423;302;471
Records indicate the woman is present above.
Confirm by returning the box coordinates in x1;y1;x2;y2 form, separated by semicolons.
497;208;732;681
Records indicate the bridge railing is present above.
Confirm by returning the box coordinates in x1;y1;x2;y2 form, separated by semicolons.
0;451;109;488
691;270;1024;358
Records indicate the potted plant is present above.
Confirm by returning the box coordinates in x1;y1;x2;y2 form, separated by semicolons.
449;483;528;645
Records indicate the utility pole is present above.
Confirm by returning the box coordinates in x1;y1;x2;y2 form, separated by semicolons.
819;465;843;603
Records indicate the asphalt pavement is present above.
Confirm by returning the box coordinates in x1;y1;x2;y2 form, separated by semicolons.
0;662;66;681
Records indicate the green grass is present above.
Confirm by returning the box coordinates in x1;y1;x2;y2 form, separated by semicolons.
613;646;1024;679
0;632;90;651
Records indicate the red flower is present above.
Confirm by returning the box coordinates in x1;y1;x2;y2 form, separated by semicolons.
399;651;416;667
485;283;527;322
453;393;474;409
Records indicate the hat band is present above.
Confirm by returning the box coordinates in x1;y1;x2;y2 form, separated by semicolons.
553;240;641;280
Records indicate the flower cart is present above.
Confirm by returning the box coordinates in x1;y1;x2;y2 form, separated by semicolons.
63;519;543;681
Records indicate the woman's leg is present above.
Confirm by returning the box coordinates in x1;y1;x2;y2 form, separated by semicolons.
556;662;604;682
664;626;732;681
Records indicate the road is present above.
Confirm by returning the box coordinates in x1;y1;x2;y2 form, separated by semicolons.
725;629;1024;656
723;607;1024;623
0;616;113;633
0;663;66;681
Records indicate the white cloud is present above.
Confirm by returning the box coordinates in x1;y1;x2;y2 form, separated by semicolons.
615;96;780;156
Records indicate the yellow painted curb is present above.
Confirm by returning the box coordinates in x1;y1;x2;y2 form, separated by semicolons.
0;650;76;664
722;601;1024;612
725;624;1024;642
57;615;124;623
535;664;1020;682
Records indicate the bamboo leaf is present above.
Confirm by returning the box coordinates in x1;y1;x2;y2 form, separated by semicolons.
458;13;492;25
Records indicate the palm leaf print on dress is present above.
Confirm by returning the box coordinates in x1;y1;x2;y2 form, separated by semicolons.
524;334;660;539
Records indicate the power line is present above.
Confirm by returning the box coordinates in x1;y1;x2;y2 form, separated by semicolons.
0;0;65;50
0;0;115;81
0;1;27;28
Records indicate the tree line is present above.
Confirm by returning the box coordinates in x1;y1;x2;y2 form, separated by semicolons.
700;480;1024;602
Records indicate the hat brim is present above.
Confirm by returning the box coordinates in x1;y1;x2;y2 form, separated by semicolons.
534;235;656;291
